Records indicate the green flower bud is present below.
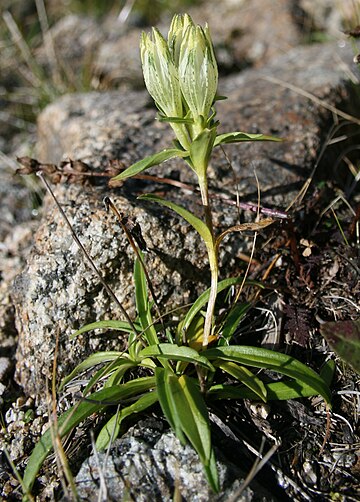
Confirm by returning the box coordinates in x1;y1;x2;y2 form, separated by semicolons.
140;28;183;118
179;22;218;125
168;13;194;66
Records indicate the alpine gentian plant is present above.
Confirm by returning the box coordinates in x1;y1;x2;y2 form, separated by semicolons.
112;13;278;348
21;15;333;497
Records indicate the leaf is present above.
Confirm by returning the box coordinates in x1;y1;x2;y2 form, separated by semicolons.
219;302;250;345
111;149;188;182
59;352;130;390
96;390;159;450
158;115;194;124
216;361;267;402
82;357;137;395
203;346;331;404
70;320;139;339
103;360;139;387
138;343;215;371
22;376;156;492
138;194;213;249
181;277;262;335
176;375;213;471
209;359;335;401
214;94;227;101
320;320;360;374
156;368;219;492
134;256;158;346
155;367;186;444
214;131;281;147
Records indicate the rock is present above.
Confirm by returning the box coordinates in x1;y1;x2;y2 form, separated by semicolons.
298;0;358;37
186;0;301;70
94;27;144;89
74;418;268;502
0;157;39;352
36;0;302;91
215;40;360;199
35;14;106;90
0;165;36;243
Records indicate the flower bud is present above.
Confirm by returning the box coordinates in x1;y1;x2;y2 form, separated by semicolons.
168;13;194;66
178;22;218;123
140;28;183;118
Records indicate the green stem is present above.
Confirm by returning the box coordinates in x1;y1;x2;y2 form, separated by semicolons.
198;178;218;350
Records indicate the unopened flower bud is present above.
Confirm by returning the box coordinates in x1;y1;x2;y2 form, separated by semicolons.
140;28;183;118
179;23;218;124
168;13;193;66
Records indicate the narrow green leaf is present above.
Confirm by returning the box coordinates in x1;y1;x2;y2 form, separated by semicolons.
83;357;136;395
138;194;213;248
214;131;281;147
176;375;212;462
59;352;127;390
139;343;215;370
96;391;159;451
156;369;218;491
320;359;336;386
134;256;158;346
181;277;262;335
208;360;335;401
214;94;227;101
139;343;215;371
70;320;139;339
205;448;220;493
216;361;267;402
111;149;188;181
127;331;141;360
203;346;331;404
104;360;138;387
22;377;156;492
209;360;335;401
158;114;193;124
156;367;186;443
219;302;250;345
176;375;219;491
320;320;360;374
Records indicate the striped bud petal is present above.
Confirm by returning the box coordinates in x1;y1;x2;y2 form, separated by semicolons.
140;28;183;118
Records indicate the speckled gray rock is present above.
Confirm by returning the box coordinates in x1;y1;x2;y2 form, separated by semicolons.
37;0;302;91
35;14;106;77
185;0;301;70
0;162;38;351
95;0;302;87
299;0;358;36
73;418;270;502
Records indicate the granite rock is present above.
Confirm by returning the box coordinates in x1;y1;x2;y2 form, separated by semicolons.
37;0;302;91
73;418;271;502
298;0;359;37
94;0;302;87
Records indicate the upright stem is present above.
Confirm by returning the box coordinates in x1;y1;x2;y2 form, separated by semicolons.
199;178;218;349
